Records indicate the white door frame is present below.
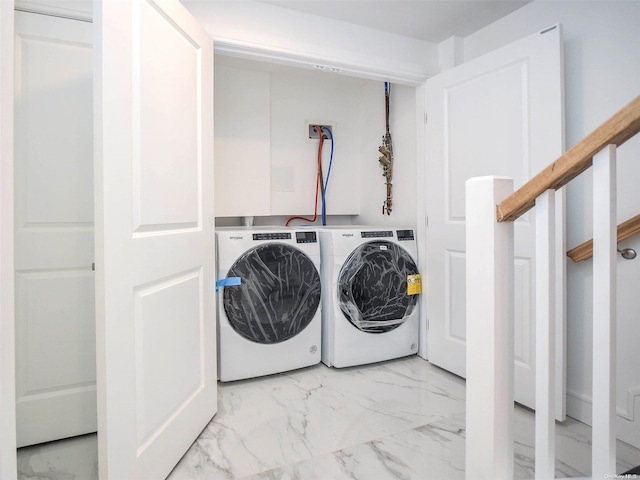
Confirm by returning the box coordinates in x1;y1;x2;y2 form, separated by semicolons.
209;42;431;358
0;1;17;478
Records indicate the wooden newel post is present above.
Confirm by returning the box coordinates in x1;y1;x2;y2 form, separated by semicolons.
465;176;515;480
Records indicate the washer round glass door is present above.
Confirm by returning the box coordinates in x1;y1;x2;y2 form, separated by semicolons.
338;241;418;333
223;243;321;344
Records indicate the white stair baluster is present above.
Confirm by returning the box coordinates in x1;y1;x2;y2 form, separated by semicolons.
535;189;556;479
592;144;617;479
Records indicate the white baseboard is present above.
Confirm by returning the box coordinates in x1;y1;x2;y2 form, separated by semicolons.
567;388;640;449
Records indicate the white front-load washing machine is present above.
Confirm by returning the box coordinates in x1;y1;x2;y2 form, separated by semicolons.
216;227;322;382
319;226;421;368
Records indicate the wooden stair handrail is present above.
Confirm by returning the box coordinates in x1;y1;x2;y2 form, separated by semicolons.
567;213;640;262
496;95;640;222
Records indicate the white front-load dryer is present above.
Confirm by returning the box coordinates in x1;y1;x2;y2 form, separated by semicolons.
319;226;421;368
216;227;322;382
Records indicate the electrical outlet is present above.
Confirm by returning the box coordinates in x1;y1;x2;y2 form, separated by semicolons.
305;121;335;142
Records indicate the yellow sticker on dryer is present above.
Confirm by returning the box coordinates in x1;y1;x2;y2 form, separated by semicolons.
407;274;422;295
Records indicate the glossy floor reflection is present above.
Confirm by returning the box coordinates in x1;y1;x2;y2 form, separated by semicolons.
17;356;640;479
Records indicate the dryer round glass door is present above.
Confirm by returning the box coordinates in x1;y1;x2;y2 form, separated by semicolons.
338;241;419;333
223;243;321;344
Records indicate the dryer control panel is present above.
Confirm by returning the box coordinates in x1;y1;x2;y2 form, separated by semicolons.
296;231;318;244
396;229;415;241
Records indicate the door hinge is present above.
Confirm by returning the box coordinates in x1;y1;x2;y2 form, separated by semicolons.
91;262;95;271
425;113;428;124
540;25;557;35
425;216;429;227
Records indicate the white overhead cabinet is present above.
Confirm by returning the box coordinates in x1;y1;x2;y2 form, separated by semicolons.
214;65;271;217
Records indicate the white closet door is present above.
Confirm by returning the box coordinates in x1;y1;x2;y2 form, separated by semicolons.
94;1;216;478
425;26;565;414
13;11;95;448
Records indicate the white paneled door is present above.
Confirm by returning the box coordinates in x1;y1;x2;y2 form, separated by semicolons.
425;26;565;415
94;1;216;479
14;11;95;448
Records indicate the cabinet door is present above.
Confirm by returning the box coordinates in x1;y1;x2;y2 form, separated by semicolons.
215;65;271;217
14;11;95;447
94;0;216;478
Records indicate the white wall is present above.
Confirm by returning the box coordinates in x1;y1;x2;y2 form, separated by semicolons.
462;0;640;444
356;82;418;229
269;67;364;217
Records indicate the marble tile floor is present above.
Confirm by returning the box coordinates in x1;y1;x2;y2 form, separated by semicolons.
17;356;640;480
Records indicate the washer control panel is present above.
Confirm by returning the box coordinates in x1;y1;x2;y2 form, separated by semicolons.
252;232;291;241
361;230;393;238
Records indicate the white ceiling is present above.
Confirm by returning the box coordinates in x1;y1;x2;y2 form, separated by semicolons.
259;0;531;43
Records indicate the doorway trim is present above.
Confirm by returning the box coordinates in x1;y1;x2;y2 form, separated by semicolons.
0;0;17;478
